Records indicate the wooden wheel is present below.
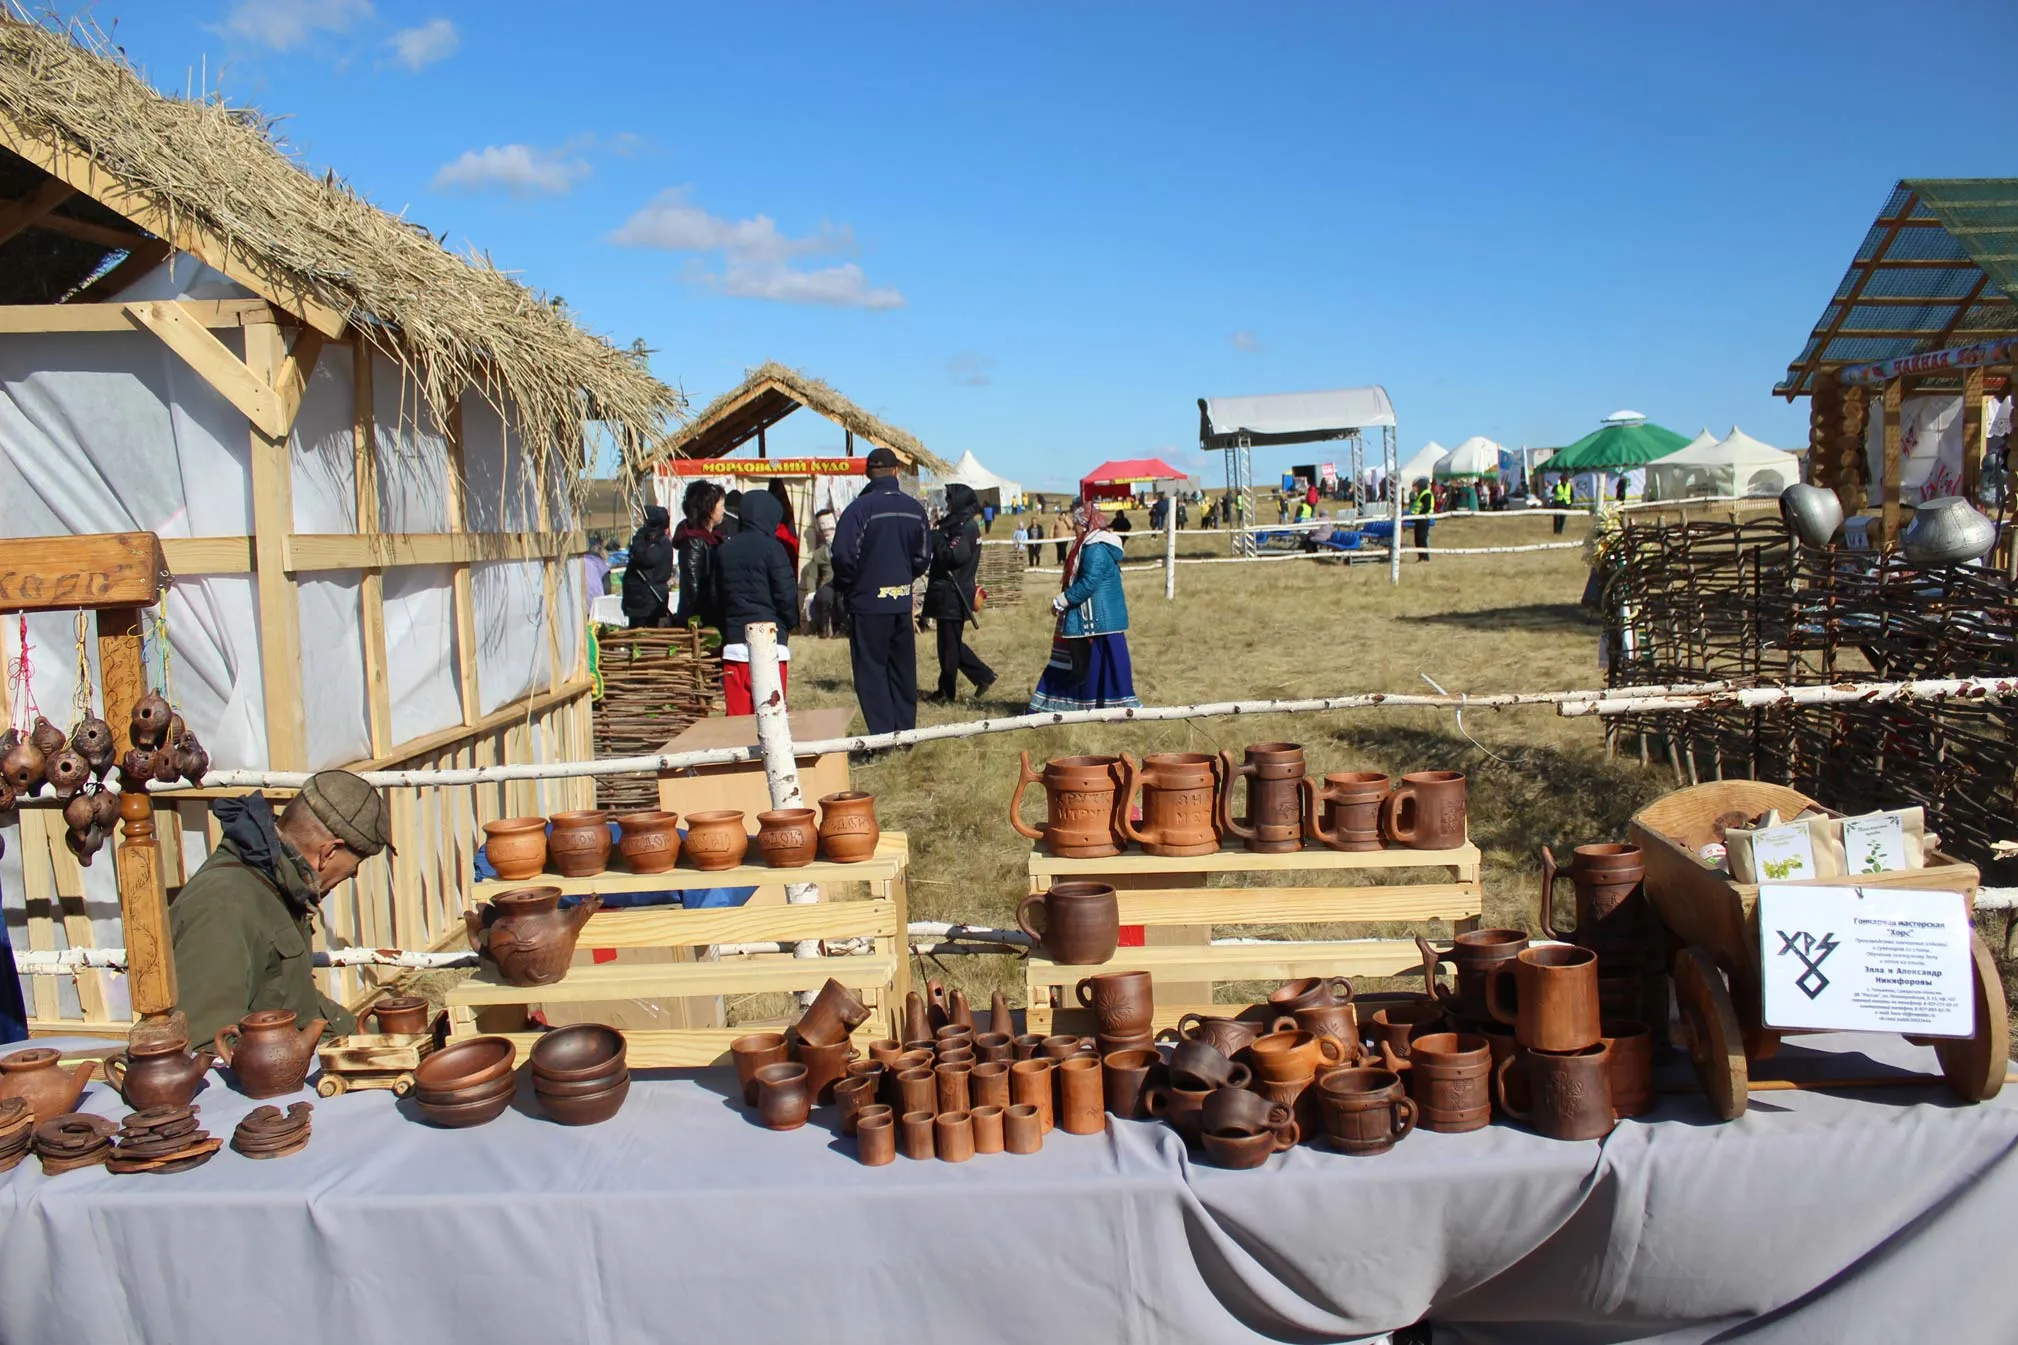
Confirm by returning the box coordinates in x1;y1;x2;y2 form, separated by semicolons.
1675;946;1747;1120
317;1075;347;1098
392;1072;415;1098
1936;933;2009;1103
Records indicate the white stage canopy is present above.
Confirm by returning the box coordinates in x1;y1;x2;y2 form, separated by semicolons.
1199;386;1396;447
1644;426;1799;502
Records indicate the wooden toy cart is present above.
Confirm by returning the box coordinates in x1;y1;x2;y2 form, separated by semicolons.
316;1032;438;1097
1631;781;2008;1120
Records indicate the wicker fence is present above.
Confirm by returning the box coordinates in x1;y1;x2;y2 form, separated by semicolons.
590;628;719;812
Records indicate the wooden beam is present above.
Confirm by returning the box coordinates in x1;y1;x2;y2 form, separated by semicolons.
30;211;152;251
270;327;326;435
338;680;588;773
283;530;583;571
159;536;255;574
245;317;308;770
444;398;482;727
99;604;178;1032
1795;189;1921;395
0;178;75;247
126;300;290;437
1882;379;1904;545
353;337;393;756
0;299;267;333
0;532;165;611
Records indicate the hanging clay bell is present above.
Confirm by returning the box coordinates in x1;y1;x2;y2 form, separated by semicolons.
166;712;186;744
151;746;181;785
119;747;159;791
2;734;46;793
171;731;209;785
63;792;96;833
43;748;88;800
66;823;105;866
130;692;172;748
70;718;115;777
91;786;120;831
28;716;66;761
0;776;14;812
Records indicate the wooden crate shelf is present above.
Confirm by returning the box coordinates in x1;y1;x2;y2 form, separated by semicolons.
471;833;910;896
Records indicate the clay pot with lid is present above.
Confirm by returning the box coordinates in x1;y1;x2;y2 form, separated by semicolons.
1015;882;1120;965
214;1010;327;1099
1218;743;1307;854
756;808;819;868
482;818;549;881
1118;752;1223;857
545;811;612;878
1303;772;1390;852
1009;751;1133;858
465;886;603;988
818;791;880;863
1379;771;1468;851
0;1046;95;1120
616;811;681;874
103;1038;209;1112
683;811;750;871
364;995;432;1035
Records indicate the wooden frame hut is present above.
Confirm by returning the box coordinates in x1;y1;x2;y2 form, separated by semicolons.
0;19;682;1034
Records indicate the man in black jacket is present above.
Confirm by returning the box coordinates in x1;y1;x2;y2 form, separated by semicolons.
832;448;932;735
710;489;799;715
923;483;996;704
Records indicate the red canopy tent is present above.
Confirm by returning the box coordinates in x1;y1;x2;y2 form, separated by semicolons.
1079;456;1187;503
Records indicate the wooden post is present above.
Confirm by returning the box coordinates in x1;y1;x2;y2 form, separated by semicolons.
444;396;482;726
745;623;821;967
1164;491;1177;601
1961;366;1986;501
1882;379;1903;547
352;337;393;755
757;424;767;460
101;598;180;1047
244;313;308;768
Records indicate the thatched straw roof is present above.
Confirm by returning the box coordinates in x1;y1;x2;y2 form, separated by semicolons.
0;16;682;472
645;360;947;475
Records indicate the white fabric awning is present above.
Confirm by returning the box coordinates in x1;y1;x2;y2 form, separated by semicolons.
1201;386;1396;445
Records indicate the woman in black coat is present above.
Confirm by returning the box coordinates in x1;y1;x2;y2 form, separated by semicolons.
620;504;676;628
672;481;726;628
922;483;996;703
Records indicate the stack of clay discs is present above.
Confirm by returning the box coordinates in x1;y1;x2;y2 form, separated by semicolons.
34;1113;118;1175
231;1101;313;1160
107;1105;222;1174
0;1098;32;1172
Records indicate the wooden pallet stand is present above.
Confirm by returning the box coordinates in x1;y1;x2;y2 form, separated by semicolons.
1023;840;1482;1036
446;835;911;1067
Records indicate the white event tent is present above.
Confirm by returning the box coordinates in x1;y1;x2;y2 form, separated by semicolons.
1396;441;1446;486
935;449;1025;506
1435;436;1504;480
1643;427;1799;502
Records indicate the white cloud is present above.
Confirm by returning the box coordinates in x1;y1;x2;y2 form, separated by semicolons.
1231;330;1262;352
612;188;904;310
948;352;993;387
389;18;459;70
222;0;373;49
431;143;591;196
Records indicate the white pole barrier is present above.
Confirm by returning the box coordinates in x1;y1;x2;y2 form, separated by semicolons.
1559;676;2018;718
1164;493;1177;601
745;622;822;966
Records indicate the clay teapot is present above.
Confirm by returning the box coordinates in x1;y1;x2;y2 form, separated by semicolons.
465;887;603;987
0;1046;95;1120
818;791;881;863
1118;752;1224;857
1009;752;1133;858
214;1010;327;1099
104;1038;210;1111
545;810;612;879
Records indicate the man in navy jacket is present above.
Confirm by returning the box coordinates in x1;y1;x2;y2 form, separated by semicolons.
832;448;932;735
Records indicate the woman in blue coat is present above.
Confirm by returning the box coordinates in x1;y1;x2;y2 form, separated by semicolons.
1029;499;1140;713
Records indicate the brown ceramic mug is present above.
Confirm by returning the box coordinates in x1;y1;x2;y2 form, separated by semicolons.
365;995;431;1036
867;1039;905;1070
1247;1030;1348;1085
896;1067;937;1116
1218;743;1308;854
974;1032;1015;1064
971;1060;1012;1111
795;978;871;1048
1143;1080;1215;1145
1004;1103;1044;1154
1601;1018;1653;1119
1366;1003;1447;1060
1316;1067;1417;1155
792;1035;859;1105
934;1061;973;1114
1417;929;1529;1026
1539;843;1647;945
1498;1044;1614;1141
1101;1047;1162;1119
1199;1086;1298;1148
1302;771;1390;852
1166;1039;1252;1092
856;1107;896;1166
1016;882;1122;965
1118;751;1225;857
1290;1004;1361;1053
1487;945;1602;1054
834;1075;878;1135
1057;1056;1106;1135
1202;1124;1283;1169
1074;970;1155;1036
1396;1031;1493;1134
1268;976;1354;1015
935;1110;976;1163
1011;1033;1046;1061
1010;1058;1055;1132
900;1110;937;1159
1173;1013;1266;1057
730;1031;790;1106
970;1103;1006;1154
1095;1030;1157;1060
1041;1034;1089;1062
1378;771;1468;850
1009;752;1133;858
753;1062;811;1131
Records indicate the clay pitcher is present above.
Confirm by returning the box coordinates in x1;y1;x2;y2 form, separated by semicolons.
0;1046;95;1120
103;1038;209;1111
1539;843;1647;961
1015;882;1120;964
817;791;880;863
481;817;548;881
1378;771;1468;851
213;1010;327;1099
1010;752;1133;858
1216;743;1307;854
545;810;612;878
465;886;604;987
683;811;751;871
615;810;682;874
1303;772;1390;853
1117;752;1223;857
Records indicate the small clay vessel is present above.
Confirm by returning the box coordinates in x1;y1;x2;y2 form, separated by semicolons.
1486;945;1601;1054
731;1032;791;1105
1172;1013;1268;1058
1101;1047;1162;1119
545;810;612;878
1499;1044;1614;1141
1315;1066;1416;1155
42;748;88;799
538;1075;629;1126
1200;1086;1296;1144
0;1046;95;1120
414;1036;518;1094
1268;976;1354;1015
1003;1103;1043;1154
364;995;431;1035
795;977;871;1048
615;810;681;874
1393;1032;1493;1134
856;1109;897;1165
795;1037;859;1105
948;989;974;1031
117;747;158;790
817;791;880;863
754;1063;811;1131
69;717;115;776
1418;929;1529;1027
103;1039;209;1111
1247;1030;1349;1085
1167;1039;1251;1091
1009;752;1133;858
213;1010;327;1099
1118;752;1224;857
1202;1124;1285;1169
1075;969;1154;1036
989;990;1015;1039
683;811;750;871
1056;1056;1106;1134
465;886;603;988
90;786;120;831
2;734;46;793
27;715;67;761
1015;881;1120;965
902;991;932;1047
63;791;97;834
481;818;549;881
150;745;182;785
130;692;173;748
170;731;209;785
756;808;819;868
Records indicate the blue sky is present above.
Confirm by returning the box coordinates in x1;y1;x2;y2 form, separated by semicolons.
99;1;2018;489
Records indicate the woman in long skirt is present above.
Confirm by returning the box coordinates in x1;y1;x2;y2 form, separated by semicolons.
1030;499;1140;713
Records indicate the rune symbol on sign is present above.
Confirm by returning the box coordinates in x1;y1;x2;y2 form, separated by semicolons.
1776;930;1838;1000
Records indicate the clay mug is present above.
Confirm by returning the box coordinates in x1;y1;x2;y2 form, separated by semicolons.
900;1110;937;1159
856;1108;897;1166
1016;882;1121;965
103;1038;208;1112
834;1075;878;1135
1101;1047;1163;1119
935;1110;976;1163
1247;1030;1348;1085
480;817;548;881
756;808;819;868
1315;1066;1417;1155
1040;1034;1086;1062
1009;1058;1056;1132
682;810;750;872
1365;1002;1447;1060
1601;1018;1654;1119
1075;969;1154;1036
1057;1056;1106;1134
1487;945;1602;1053
0;1047;94;1121
1290;1004;1361;1055
615;810;682;874
1417;929;1529;1026
1393;1031;1493;1134
934;1061;973;1114
1497;1044;1614;1141
974;1033;1015;1064
796;977;871;1048
970;1103;1006;1154
1378;771;1468;851
1095;1030;1157;1060
1217;742;1308;854
1202;1124;1285;1169
1200;1086;1298;1148
936;1046;975;1068
1004;1103;1044;1154
971;1060;1013;1111
1268;976;1354;1015
1011;1033;1046;1061
817;791;880;863
1143;1080;1214;1145
792;1035;859;1105
844;1059;887;1099
365;995;431;1036
1167;1039;1251;1092
1540;843;1648;963
1009;751;1134;858
1173;1013;1266;1058
1117;751;1224;857
213;1010;327;1099
464;887;602;988
896;1068;937;1116
1303;771;1390;852
935;1023;975;1050
545;810;612;878
867;1039;906;1070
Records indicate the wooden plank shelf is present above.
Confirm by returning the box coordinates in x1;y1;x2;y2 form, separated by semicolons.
472;833;908;897
1029;840;1480;879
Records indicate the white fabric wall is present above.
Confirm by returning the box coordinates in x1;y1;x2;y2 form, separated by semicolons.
1861;395;1976;506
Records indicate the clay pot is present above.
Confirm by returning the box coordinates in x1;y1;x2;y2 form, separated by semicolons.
754;1062;812;1131
1015;882;1120;965
1394;1032;1493;1134
538;1075;629;1126
756;808;819;868
1316;1067;1417;1155
1057;1056;1105;1134
1247;1030;1349;1085
1417;929;1529;1027
1487;945;1601;1053
989;990;1015;1039
795;978;871;1048
683;811;750;872
615;811;681;874
901;1110;937;1159
1172;1013;1269;1057
413;1035;518;1094
545;811;612;878
364;995;432;1036
482;818;549;881
0;1047;95;1120
856;1108;897;1165
1118;752;1224;857
1601;1019;1654;1119
1004;1103;1044;1154
1074;970;1154;1036
1101;1047;1162;1118
1499;1044;1614;1141
103;1038;209;1112
1010;1033;1045;1061
817;791;880;863
1218;743;1307;854
1009;751;1133;858
1202;1123;1285;1169
794;1037;860;1105
1303;771;1390;852
213;1010;327;1099
1166;1039;1251;1092
1539;843;1647;965
1268;976;1354;1015
1009;1058;1056;1132
1379;771;1468;850
530;1024;627;1083
731;1032;791;1105
464;887;602;988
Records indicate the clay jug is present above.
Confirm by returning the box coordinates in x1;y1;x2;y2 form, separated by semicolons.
1417;928;1529;1027
1009;752;1133;858
1117;752;1223;857
1539;843;1647;963
365;994;432;1035
103;1038;209;1111
0;1046;95;1120
545;810;612;878
756;808;819;868
1378;771;1468;851
213;1010;327;1099
817;791;881;863
465;886;604;987
989;990;1015;1039
1303;772;1390;852
615;810;681;874
683;811;750;872
1015;882;1120;964
481;818;549;881
1218;743;1307;854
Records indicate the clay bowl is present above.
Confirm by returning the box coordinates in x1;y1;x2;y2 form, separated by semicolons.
529;1025;627;1084
538;1075;630;1126
412;1036;517;1094
412;1071;518;1107
414;1088;515;1129
532;1068;631;1099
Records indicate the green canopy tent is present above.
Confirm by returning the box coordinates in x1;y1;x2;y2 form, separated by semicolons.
1544;418;1691;504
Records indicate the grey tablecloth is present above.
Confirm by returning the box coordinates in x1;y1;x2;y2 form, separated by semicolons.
2;1032;2014;1345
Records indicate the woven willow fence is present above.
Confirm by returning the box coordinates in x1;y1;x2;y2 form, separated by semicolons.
590;627;719;811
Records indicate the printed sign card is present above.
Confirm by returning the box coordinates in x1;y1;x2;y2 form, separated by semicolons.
1757;884;1973;1036
1750;822;1818;882
1843;812;1908;875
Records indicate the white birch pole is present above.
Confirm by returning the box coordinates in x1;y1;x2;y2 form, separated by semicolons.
1164;491;1177;600
745;622;822;966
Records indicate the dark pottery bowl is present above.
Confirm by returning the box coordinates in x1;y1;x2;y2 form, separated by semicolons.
411;1072;518;1108
412;1036;516;1094
538;1075;630;1126
529;1024;627;1083
413;1090;514;1128
531;1067;631;1099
